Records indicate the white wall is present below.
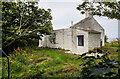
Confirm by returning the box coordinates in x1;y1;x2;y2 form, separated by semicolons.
71;28;88;54
40;28;72;50
88;33;101;50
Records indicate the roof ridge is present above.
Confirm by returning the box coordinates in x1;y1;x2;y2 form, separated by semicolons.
70;16;92;28
92;17;104;30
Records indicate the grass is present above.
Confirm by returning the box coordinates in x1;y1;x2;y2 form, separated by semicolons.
2;47;81;78
2;43;119;78
101;44;119;74
105;42;119;47
102;45;119;61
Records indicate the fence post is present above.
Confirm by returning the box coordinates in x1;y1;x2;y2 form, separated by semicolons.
0;48;9;79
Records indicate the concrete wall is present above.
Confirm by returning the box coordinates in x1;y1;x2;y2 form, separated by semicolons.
71;28;88;54
40;28;72;50
71;16;104;46
88;32;101;50
54;29;72;50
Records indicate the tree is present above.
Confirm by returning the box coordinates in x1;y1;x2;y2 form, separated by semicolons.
2;1;53;49
76;1;120;20
104;35;108;43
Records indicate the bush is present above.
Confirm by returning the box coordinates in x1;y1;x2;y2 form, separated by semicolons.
16;55;28;65
78;48;119;78
3;37;39;55
11;61;25;73
2;57;26;78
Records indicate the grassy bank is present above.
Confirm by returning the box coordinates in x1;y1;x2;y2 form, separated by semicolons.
2;45;119;78
2;47;81;78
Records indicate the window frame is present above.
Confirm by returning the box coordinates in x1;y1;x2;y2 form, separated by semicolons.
78;35;84;46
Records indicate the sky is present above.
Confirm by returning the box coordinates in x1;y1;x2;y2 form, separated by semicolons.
38;1;118;40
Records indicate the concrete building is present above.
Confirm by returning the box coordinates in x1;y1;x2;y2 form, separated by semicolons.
39;16;104;54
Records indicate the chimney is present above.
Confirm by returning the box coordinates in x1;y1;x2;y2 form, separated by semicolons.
85;10;93;18
85;10;89;18
85;2;93;18
71;21;73;26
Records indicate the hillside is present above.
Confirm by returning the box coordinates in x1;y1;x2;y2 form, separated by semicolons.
2;47;82;78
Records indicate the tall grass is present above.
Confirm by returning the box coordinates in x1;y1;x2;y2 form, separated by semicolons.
2;47;81;78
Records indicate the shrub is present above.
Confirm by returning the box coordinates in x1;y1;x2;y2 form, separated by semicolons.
16;55;28;65
78;48;119;78
10;61;25;73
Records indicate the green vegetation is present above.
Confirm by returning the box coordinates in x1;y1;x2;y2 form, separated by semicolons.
102;46;118;61
105;41;119;47
2;1;52;53
1;1;120;78
104;35;108;43
78;46;119;78
2;47;81;78
2;45;119;78
77;1;120;20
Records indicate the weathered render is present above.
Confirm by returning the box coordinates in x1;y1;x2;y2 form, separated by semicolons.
39;16;104;54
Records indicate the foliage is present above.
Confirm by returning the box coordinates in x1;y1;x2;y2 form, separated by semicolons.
104;35;108;43
77;1;120;20
2;47;119;78
2;47;81;78
2;1;53;50
78;47;119;78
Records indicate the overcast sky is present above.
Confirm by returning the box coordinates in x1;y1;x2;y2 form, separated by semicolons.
38;1;118;39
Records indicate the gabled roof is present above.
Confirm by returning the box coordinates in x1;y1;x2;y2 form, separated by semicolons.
70;16;104;30
70;16;90;28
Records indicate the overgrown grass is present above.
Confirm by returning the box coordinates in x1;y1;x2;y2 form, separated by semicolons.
105;42;119;47
2;44;119;78
2;47;81;78
102;45;118;61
